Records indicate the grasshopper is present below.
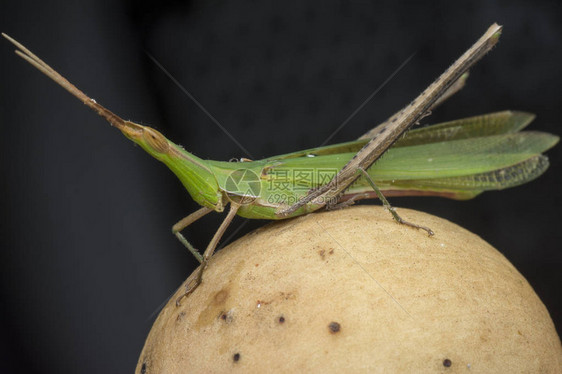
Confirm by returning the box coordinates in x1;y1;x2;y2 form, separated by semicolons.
3;24;557;304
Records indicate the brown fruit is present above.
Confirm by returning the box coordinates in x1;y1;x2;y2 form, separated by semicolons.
137;206;562;373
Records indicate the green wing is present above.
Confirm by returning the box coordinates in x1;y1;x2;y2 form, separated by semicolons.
364;155;550;200
258;131;558;199
368;132;557;180
208;111;556;203
265;111;536;160
392;110;535;147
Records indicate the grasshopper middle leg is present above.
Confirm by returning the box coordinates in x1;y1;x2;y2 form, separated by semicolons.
358;167;435;236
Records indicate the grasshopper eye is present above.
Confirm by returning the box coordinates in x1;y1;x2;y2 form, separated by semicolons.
143;128;169;153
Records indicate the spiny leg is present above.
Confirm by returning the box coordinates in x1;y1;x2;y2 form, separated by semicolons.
358;167;434;236
357;73;469;140
327;192;371;210
172;207;214;263
176;203;240;306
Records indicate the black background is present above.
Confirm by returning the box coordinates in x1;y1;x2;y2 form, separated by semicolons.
1;1;561;372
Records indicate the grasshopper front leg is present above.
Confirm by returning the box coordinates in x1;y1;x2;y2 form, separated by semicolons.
172;207;214;263
176;203;240;306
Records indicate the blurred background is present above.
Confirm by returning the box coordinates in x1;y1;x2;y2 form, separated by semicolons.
1;0;561;372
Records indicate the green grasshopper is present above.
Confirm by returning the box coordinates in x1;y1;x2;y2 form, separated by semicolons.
3;23;557;304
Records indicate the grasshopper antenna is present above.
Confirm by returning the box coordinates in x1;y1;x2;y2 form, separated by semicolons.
2;33;133;133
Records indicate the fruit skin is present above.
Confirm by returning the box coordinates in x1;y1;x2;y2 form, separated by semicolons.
137;206;562;373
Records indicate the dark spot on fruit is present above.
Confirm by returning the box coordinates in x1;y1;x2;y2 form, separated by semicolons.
176;311;186;323
319;248;334;260
328;321;341;333
218;310;233;323
443;358;452;367
141;362;146;373
233;353;241;362
278;315;285;324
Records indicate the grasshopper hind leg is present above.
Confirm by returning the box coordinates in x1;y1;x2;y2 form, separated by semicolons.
327;192;371;210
